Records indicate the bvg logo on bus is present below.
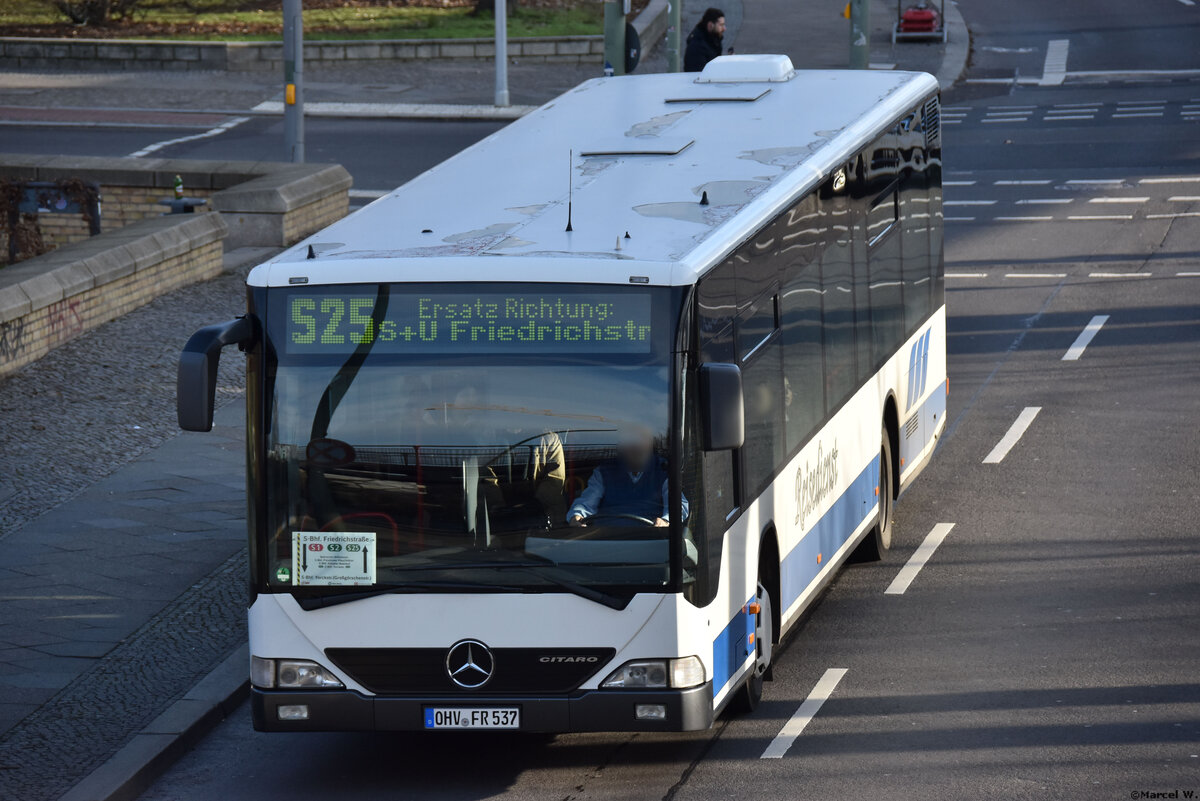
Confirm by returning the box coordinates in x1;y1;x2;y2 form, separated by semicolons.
906;329;932;412
794;440;839;531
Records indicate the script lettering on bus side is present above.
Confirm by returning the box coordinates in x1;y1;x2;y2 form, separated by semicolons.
794;439;839;531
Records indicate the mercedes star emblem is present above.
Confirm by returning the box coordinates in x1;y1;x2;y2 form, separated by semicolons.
445;639;495;689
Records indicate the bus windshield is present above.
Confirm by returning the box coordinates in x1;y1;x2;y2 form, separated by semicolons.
259;283;683;601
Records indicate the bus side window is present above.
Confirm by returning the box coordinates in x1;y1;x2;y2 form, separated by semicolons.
821;227;856;411
737;294;783;495
781;261;824;451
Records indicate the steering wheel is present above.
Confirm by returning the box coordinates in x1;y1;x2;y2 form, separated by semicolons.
582;513;659;527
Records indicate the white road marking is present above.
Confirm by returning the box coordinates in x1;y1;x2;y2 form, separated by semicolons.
1112;112;1164;118
943;180;977;186
1088;197;1149;203
982;118;1028;123
348;189;390;199
1065;179;1124;185
1167;196;1200;201
127;116;251;158
988;105;1036;110
1178;272;1200;276
761;669;848;759
1148;211;1200;219
942;119;963;124
1089;272;1151;278
1117;99;1167;106
1139;176;1200;184
945;200;997;206
995;179;1051;185
944;216;977;222
1068;214;1133;221
1040;39;1070;86
1006;272;1067;277
1044;114;1094;121
942;106;971;111
885;523;956;595
1062;315;1109;361
1054;102;1101;108
983;407;1042;464
946;272;988;278
1069;68;1200;80
1178;0;1196;7
995;216;1055;222
1017;198;1073;205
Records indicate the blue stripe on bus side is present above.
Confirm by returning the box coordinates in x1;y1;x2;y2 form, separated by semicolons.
712;595;755;699
710;456;879;701
779;456;879;614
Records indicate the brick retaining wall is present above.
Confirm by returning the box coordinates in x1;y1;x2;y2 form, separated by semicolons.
0;214;227;378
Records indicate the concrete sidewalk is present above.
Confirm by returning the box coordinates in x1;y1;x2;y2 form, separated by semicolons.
0;0;966;119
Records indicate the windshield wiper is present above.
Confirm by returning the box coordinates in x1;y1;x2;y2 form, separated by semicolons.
299;556;631;611
441;553;631;610
296;579;529;610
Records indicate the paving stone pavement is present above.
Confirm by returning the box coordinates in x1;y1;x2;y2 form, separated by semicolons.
0;256;255;792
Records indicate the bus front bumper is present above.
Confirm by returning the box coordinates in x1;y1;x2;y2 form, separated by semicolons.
251;683;715;732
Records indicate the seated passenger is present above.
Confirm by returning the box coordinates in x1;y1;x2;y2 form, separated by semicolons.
567;428;687;527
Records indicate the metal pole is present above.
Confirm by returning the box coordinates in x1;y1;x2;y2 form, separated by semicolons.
666;0;682;72
494;0;510;106
849;0;869;70
283;0;304;162
603;0;625;76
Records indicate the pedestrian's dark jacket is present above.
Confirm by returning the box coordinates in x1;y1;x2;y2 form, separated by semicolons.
683;22;721;72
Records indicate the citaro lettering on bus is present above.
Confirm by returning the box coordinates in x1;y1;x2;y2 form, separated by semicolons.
794;440;840;531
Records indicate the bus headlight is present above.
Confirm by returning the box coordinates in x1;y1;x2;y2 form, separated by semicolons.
252;656;344;689
601;656;705;690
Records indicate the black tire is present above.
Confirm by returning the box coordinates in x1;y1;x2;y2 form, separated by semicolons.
852;427;894;562
732;578;773;714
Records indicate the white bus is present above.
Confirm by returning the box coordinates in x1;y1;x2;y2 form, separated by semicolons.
178;55;946;733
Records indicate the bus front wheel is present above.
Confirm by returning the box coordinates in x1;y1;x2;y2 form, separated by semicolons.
853;428;894;562
733;578;773;713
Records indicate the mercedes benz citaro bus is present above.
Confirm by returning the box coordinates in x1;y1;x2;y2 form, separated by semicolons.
177;55;946;733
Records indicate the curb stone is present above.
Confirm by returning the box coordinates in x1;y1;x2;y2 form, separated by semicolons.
57;645;249;801
936;0;970;91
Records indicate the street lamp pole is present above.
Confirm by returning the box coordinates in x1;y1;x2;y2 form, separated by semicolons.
666;0;682;72
283;0;304;162
495;0;510;106
849;0;869;70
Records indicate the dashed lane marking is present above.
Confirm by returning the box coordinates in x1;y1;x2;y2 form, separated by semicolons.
1067;214;1134;221
994;179;1051;185
761;669;848;759
1016;198;1073;205
1006;272;1067;278
1139;176;1200;184
943;180;977;186
946;272;988;278
1063;314;1109;361
1148;212;1200;218
983;407;1042;465
885;523;956;595
1088;197;1149;203
944;200;997;205
994;216;1054;222
1168;196;1200;201
1089;272;1151;278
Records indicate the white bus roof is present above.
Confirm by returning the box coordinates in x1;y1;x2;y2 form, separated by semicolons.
251;58;938;289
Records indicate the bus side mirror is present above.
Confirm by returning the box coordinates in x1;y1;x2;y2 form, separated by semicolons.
177;317;253;432
699;362;744;451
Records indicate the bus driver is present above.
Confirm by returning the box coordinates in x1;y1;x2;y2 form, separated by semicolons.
567;427;688;527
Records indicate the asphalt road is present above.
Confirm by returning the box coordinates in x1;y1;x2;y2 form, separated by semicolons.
6;0;1199;797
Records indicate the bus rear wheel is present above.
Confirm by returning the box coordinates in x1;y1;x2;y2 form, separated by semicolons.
853;427;894;562
733;578;773;714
